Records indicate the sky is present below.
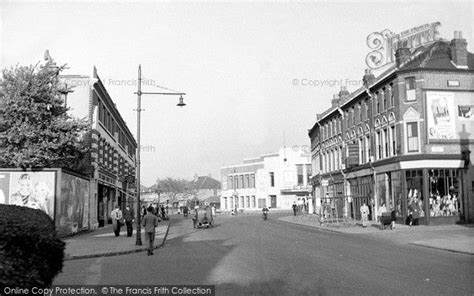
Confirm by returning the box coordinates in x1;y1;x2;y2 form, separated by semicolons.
1;1;473;186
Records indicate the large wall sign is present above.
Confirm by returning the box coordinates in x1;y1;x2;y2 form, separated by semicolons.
366;22;441;69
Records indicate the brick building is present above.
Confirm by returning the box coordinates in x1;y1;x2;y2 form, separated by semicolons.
60;67;137;228
308;31;474;225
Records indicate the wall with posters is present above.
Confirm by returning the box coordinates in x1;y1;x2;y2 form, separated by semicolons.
426;91;474;140
57;171;90;236
0;169;91;236
0;171;56;219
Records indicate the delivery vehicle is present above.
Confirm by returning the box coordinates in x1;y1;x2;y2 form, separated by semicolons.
192;207;214;229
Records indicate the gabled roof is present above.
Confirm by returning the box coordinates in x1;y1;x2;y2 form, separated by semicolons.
192;175;221;190
402;40;474;70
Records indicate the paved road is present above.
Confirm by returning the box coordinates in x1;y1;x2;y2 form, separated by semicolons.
54;213;474;295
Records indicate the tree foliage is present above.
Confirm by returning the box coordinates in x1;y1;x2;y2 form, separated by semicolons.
0;63;90;171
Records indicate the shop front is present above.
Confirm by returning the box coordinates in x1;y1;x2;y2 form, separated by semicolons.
375;166;464;225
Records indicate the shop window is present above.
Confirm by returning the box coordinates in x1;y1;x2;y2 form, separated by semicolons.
406;170;424;223
429;169;460;217
407;122;419;152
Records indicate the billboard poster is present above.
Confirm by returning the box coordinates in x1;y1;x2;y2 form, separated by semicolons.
426;92;456;140
0;171;56;219
57;173;90;234
458;105;474;119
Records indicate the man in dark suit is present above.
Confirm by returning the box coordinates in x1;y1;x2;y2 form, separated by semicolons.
123;206;134;237
142;206;159;255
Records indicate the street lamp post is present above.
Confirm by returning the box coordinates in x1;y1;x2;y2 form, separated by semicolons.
135;64;186;246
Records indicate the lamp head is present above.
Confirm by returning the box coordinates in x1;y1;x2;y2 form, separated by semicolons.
177;95;186;107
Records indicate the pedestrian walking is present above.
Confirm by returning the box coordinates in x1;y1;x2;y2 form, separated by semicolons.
292;202;298;216
142;206;159;255
111;205;123;237
123;206;134;237
360;202;369;228
211;205;216;217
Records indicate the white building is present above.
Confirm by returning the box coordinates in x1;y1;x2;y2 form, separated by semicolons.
220;146;312;212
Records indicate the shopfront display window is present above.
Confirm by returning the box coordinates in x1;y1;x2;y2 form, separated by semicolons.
429;169;460;217
406;170;424;223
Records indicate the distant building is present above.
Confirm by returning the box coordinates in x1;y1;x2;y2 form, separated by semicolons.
308;31;474;224
60;67;137;228
192;174;221;204
220;147;312;212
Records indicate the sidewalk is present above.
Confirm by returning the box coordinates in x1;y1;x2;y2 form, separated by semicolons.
279;215;474;255
63;222;170;260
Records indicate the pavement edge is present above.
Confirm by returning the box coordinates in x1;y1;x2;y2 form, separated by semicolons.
64;220;172;261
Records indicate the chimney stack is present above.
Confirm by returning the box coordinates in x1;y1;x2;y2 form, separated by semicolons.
362;69;375;87
395;41;411;67
331;94;340;107
450;31;468;68
338;86;350;100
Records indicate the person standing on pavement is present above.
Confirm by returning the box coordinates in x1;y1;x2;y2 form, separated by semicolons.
111;205;123;237
292;202;298;216
123;206;134;237
360;202;369;228
142;206;159;255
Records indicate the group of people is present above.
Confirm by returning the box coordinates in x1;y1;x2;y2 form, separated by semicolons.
110;204;161;255
292;197;309;216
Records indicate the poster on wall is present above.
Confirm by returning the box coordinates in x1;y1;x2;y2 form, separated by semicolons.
0;171;56;219
458;105;473;119
57;173;90;235
426;92;456;140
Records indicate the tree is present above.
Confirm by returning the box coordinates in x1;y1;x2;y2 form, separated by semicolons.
154;177;193;202
0;61;90;171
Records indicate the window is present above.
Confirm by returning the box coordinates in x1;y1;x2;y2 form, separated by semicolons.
391;126;396;156
269;172;275;187
429;169;460;217
407;122;419;152
224;197;228;210
405;77;416;101
250;174;255;188
230;197;234;210
306;164;312;184
384;128;389;157
406;169;424;221
239;175;244;188
234;175;238;189
228;176;233;190
359;102;362;122
241;196;245;208
246;196;250;208
383;89;387;110
252;196;256;208
297;165;304;186
365;135;370;163
376;92;380;114
352;107;355;125
390;86;395;107
376;130;382;159
244;174;249;188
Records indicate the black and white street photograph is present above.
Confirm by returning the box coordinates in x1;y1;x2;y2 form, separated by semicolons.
0;1;473;295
